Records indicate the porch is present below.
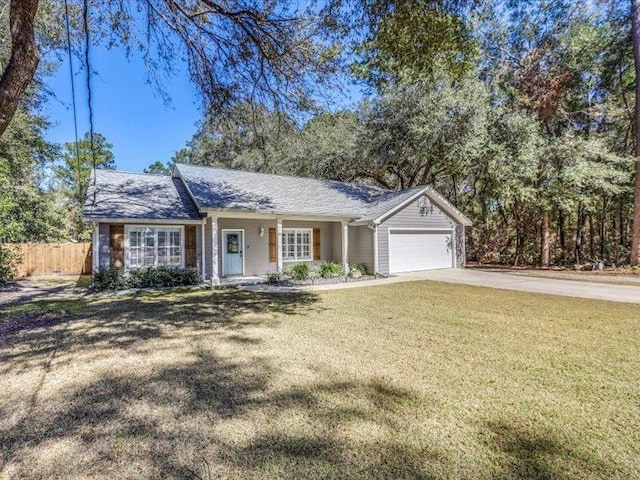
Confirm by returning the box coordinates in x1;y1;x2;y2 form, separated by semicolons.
203;215;355;284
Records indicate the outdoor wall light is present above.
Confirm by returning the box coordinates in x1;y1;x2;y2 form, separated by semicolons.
259;227;265;237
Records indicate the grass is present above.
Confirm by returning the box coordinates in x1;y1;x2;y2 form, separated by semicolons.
0;282;638;479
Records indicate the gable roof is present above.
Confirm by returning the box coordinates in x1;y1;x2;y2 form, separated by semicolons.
174;163;389;218
83;170;201;221
82;164;472;226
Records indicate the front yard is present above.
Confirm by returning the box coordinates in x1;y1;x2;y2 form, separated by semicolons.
1;281;638;479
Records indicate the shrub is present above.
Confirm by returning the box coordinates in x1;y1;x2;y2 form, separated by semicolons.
90;266;126;291
354;263;368;275
288;262;311;280
90;266;200;291
0;244;21;283
266;271;284;284
127;266;200;288
317;261;343;278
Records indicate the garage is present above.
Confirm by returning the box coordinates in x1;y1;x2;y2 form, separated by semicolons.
388;229;454;273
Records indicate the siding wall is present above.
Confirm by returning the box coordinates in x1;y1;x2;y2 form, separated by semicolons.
377;198;457;275
98;222;203;272
348;225;374;274
202;217;342;279
98;224;111;269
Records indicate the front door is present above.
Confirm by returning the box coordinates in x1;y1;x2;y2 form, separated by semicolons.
223;230;244;276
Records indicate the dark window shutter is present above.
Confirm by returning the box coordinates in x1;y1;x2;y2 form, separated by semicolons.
109;225;125;270
269;228;277;262
185;226;197;268
313;228;321;260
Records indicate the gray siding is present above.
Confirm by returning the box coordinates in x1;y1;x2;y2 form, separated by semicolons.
348;225;374;274
98;224;110;269
218;218;277;276
202;218;341;279
377;198;458;275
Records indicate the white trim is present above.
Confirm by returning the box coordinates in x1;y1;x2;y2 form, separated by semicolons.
281;227;313;262
92;222;99;273
221;229;246;277
199;209;354;222
387;227;456;273
358;186;473;227
124;224;185;271
341;221;349;273
373;224;379;275
201;218;206;278
276;219;283;273
82;217;202;225
211;216;220;285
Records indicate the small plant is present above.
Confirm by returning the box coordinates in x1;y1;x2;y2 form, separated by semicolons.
288;262;311;280
266;271;284;284
354;264;368;275
127;266;200;288
90;266;126;291
89;266;200;291
0;244;21;284
317;261;343;278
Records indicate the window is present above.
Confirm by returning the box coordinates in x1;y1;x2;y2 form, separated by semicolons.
127;226;183;269
282;228;312;261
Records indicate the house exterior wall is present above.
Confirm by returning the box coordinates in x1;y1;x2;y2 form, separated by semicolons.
98;223;111;269
348;225;374;274
377;198;459;275
202;217;341;279
97;222;202;272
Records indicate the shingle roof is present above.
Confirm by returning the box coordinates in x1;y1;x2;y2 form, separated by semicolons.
83;170;201;221
82;164;471;226
174;163;391;218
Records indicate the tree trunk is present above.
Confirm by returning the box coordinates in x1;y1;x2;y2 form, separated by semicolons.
588;212;596;260
0;0;41;137
541;209;550;267
631;0;640;264
575;203;584;265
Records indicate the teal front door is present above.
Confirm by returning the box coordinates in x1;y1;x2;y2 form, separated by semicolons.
223;230;244;276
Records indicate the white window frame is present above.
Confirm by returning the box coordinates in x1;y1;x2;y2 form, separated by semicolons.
124;225;186;270
281;228;313;262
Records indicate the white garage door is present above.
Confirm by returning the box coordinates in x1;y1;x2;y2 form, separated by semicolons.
389;229;454;273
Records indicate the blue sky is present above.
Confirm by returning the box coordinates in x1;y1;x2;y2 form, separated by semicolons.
44;45;366;173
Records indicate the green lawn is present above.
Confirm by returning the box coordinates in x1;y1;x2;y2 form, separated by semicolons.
1;282;639;479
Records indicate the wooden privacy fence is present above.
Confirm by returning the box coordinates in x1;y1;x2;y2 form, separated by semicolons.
13;242;92;277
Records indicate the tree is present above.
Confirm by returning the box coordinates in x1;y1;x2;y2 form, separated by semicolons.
174;102;298;174
54;131;115;240
0;0;345;139
144;161;172;175
0;0;40;137
353;0;476;86
631;0;640;264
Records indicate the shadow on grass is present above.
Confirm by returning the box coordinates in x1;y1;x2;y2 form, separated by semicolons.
0;289;319;371
0;288;620;479
483;420;610;479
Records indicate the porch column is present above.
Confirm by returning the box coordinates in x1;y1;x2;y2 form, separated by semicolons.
211;216;220;285
341;220;349;274
92;222;99;273
372;224;379;275
201;218;207;279
276;218;283;273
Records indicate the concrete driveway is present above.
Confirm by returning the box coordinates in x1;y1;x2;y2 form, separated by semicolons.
412;269;640;304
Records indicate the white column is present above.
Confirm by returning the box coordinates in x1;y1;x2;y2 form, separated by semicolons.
211;216;220;285
341;221;349;274
373;224;379;275
92;222;99;273
201;218;207;279
276;218;283;273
